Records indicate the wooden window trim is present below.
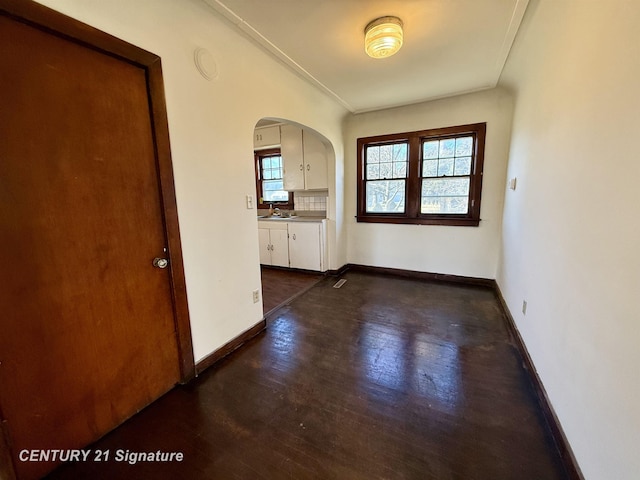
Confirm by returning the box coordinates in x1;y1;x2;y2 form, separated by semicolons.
255;148;294;210
356;123;486;226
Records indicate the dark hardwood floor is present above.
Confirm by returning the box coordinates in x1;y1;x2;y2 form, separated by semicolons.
260;266;323;314
47;271;568;479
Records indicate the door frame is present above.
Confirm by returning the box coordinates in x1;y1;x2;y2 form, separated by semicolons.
0;0;195;476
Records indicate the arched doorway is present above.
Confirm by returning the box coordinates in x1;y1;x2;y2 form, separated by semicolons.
253;118;334;314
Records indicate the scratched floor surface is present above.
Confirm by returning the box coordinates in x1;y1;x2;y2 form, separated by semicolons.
47;271;568;479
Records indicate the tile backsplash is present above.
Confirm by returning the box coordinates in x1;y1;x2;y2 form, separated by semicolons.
294;191;327;212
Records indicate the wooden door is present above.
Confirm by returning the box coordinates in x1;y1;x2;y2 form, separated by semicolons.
0;2;193;479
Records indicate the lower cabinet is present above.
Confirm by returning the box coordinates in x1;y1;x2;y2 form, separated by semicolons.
258;219;327;272
288;222;322;271
258;223;289;267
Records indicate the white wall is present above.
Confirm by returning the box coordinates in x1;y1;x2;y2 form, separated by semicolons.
498;1;640;479
35;0;348;362
344;88;513;279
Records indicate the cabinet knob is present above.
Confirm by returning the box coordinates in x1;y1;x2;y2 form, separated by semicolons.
299;164;303;171
292;234;296;240
306;164;310;171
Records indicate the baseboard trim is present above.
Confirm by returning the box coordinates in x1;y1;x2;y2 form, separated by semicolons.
346;263;494;288
326;264;350;276
494;285;584;480
195;319;266;376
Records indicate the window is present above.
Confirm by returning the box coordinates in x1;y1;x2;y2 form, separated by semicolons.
255;149;294;209
357;123;486;226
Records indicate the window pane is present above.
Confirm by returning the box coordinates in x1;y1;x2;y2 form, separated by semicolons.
421;177;470;214
422;177;469;196
455;137;473;156
264;190;289;201
366;180;406;213
392;143;407;161
393;161;407;178
437;158;454;176
423;141;439;159
379;144;393;162
367;146;380;163
263;177;288;202
454;156;471;175
421;196;469;214
380;162;392;179
263;180;284;191
439;139;455;158
261;155;283;181
367;143;407;181
422;160;438;177
367;163;380;180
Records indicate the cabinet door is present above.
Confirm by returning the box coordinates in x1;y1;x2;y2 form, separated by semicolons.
303;131;328;190
288;223;321;271
258;228;272;265
254;125;280;149
270;228;290;267
281;124;305;190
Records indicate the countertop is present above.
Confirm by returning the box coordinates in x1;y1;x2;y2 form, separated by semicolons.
257;216;326;223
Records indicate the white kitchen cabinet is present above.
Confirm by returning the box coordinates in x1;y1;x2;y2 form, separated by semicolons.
254;125;280;150
258;222;289;267
302;130;328;190
258;219;327;272
281;124;327;191
288;221;325;271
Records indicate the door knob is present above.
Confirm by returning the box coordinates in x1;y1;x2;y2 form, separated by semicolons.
153;257;169;269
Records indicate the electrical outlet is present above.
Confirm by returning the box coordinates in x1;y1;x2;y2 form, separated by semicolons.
522;300;527;315
252;289;260;303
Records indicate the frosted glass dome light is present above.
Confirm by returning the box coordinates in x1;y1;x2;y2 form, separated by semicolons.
364;16;403;59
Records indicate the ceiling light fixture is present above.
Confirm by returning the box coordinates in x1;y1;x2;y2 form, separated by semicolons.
364;16;403;59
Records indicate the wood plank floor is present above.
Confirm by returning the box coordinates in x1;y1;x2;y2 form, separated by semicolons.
47;271;568;479
261;266;323;314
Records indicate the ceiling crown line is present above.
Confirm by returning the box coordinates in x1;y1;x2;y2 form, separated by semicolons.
202;0;355;112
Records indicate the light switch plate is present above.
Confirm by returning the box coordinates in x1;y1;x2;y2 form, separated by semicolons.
246;194;254;209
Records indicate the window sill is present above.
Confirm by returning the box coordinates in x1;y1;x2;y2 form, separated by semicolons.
356;215;480;227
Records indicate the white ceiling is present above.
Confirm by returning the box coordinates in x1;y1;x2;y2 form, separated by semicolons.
203;0;529;113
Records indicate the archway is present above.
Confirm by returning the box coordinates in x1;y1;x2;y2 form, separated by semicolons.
253;118;336;315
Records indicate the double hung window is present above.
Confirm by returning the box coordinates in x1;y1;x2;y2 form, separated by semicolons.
255;148;293;209
357;123;486;226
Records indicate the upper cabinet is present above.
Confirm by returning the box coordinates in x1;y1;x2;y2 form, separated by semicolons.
281;124;328;191
254;125;281;150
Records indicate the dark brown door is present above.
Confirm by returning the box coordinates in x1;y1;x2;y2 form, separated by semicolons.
0;4;192;479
